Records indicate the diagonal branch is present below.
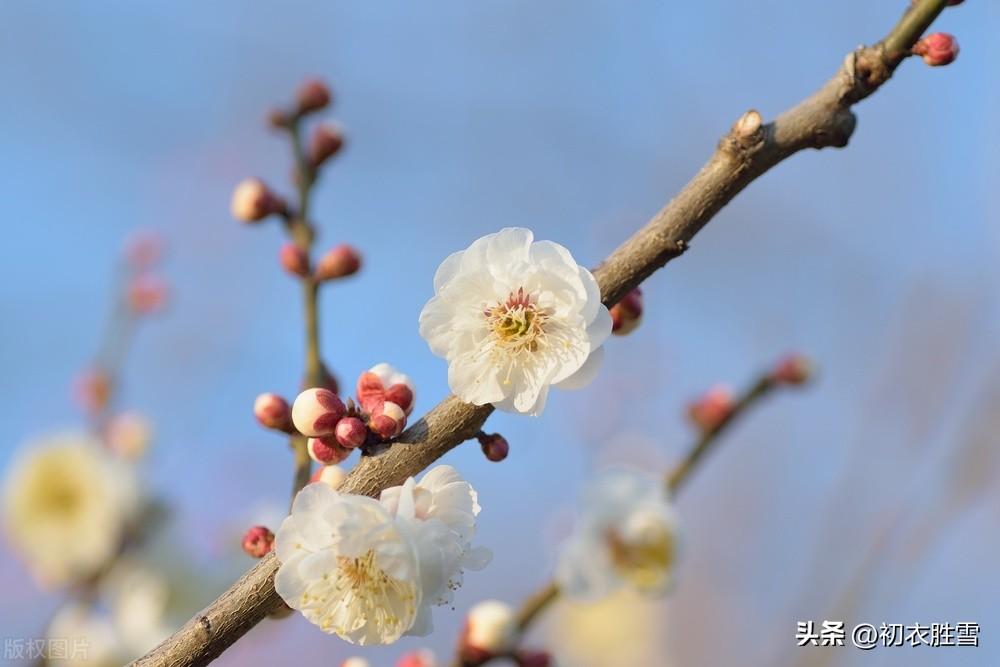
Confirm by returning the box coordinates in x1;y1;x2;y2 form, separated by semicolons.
129;2;953;665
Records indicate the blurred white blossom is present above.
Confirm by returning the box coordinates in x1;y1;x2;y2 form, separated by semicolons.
46;603;126;666
419;227;611;415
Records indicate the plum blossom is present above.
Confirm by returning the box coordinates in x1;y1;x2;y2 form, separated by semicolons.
419;227;611;416
556;469;678;601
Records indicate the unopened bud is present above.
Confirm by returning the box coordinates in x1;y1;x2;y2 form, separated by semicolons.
517;651;552;667
291;387;346;437
254;393;292;431
311;464;347;489
242;525;274;558
610;287;643;336
395;650;436;667
912;32;959;66
477;432;509;462
315;243;362;281
309;123;345;168
123;230;164;269
461;600;517;663
771;354;813;386
307;436;352;465
356;363;415;414
687;384;735;431
296;79;331;115
74;369;111;415
279;242;310;278
127;275;168;314
335;416;367;448
231;178;285;222
267;108;290;129
369;400;407;439
105;412;152;460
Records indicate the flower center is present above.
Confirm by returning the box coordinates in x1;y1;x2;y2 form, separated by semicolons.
484;287;549;355
298;548;417;641
606;525;675;591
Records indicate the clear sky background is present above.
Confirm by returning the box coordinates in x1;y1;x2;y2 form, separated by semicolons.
1;2;997;666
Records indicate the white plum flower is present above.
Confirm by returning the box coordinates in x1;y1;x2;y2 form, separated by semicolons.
419;227;612;416
380;466;492;635
275;483;421;645
1;434;140;588
556;469;678;601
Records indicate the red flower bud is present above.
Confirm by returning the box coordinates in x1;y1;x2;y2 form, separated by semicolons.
242;525;274;558
127;275;169;314
315;243;362;281
254;392;292;431
309;123;345;168
307;436;352;465
395;650;435;667
231;178;285;222
335;416;368;448
687;385;735;432
477;432;509;462
296;79;331;115
610;287;643;336
291;387;346;437
74;369;111;415
369;401;407;440
279;242;310;278
771;354;813;386
123;230;164;269
912;32;959;67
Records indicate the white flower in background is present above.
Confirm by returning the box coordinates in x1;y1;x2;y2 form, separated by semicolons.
556;469;678;601
380;466;492;635
46;603;126;666
102;558;173;656
462;600;518;658
275;483;422;645
2;434;139;587
419;227;612;416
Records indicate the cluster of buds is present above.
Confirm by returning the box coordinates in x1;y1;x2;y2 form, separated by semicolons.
610;287;643;336
912;32;960;67
241;525;275;559
686;384;735;432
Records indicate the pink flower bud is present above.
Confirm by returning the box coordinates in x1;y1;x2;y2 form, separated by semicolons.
123;230;164;269
687;384;735;431
254;392;292;431
771;354;813;386
610;287;643;336
461;600;516;662
311;464;347;489
296;79;332;115
517;651;552;667
356;363;415;414
477;432;509;462
279;242;310;278
231;178;284;222
335;416;367;448
912;32;959;66
242;525;274;558
105;412;152;459
307;436;352;465
310;123;345;168
395;650;436;667
315;243;362;281
127;274;168;314
291;387;346;437
369;400;407;440
267;108;290;129
74;369;111;415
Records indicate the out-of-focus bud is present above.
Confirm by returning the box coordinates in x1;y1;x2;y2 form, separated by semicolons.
516;650;552;667
341;659;371;667
477;432;509;463
770;354;813;386
231;178;285;222
279;242;310;278
296;79;331;115
356;363;415;414
307;436;352;465
314;243;362;282
309;123;345;168
912;32;959;66
460;600;517;663
368;400;407;440
242;525;274;558
267;108;290;129
687;384;735;432
335;417;367;448
75;369;111;415
254;393;293;431
291;388;346;437
610;287;643;336
105;412;152;459
395;650;436;667
124;230;164;269
127;274;169;314
311;464;347;489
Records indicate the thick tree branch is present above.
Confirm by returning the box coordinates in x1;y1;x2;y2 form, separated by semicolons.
130;2;952;665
